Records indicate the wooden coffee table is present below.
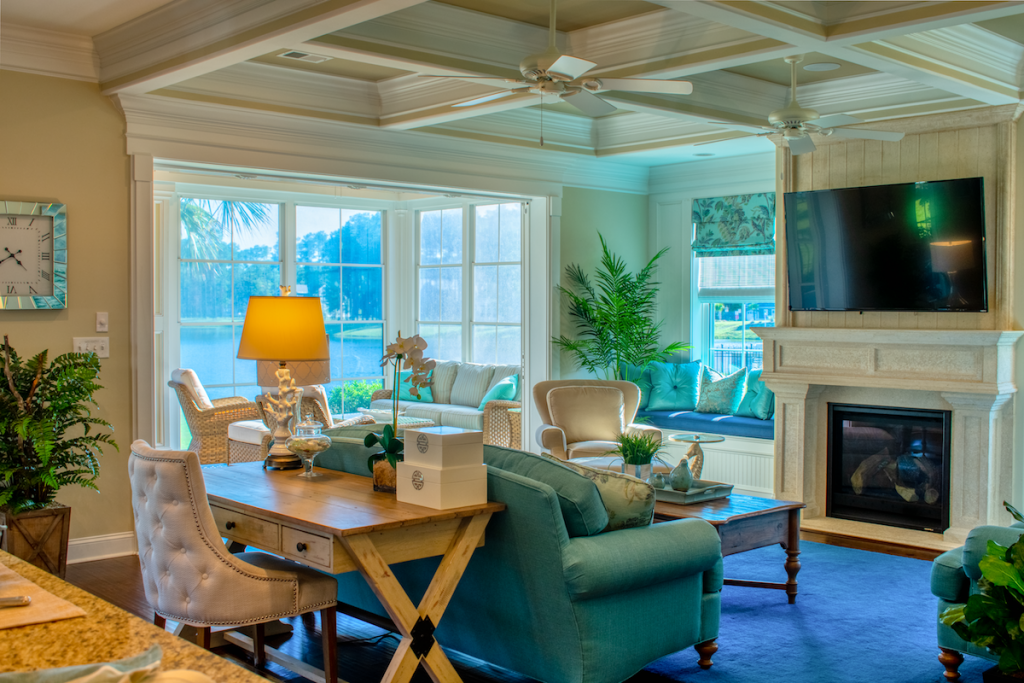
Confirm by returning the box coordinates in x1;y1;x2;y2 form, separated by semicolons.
654;494;806;603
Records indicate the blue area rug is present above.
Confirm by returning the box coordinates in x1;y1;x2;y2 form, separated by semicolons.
637;540;989;683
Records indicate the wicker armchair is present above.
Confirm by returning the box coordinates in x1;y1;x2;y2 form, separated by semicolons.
370;389;521;447
169;369;260;465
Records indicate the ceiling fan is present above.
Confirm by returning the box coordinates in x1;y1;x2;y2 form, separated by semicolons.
425;0;693;118
714;56;905;154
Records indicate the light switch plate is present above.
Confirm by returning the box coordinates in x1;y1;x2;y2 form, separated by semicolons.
73;337;109;358
96;312;108;332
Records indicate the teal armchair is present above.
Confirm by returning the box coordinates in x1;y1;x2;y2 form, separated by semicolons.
930;521;1024;679
317;438;723;683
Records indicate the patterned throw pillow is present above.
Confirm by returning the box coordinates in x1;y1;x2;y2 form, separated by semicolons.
647;361;702;411
397;370;433;402
543;455;655;532
695;366;748;415
735;369;775;420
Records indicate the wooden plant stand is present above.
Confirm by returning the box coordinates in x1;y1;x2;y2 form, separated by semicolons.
0;503;71;578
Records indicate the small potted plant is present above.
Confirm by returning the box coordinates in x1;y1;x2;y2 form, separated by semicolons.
941;501;1024;681
0;336;117;577
605;432;665;481
364;332;433;492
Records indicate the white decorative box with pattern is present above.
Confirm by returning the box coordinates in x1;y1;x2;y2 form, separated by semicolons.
403;426;484;469
396;462;487;509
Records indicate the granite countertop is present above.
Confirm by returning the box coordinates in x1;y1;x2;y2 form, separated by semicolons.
0;551;265;683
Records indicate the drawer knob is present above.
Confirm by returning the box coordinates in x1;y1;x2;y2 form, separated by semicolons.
296;542;307;553
225;521;236;530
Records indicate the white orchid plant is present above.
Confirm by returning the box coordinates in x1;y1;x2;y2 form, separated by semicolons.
364;332;435;471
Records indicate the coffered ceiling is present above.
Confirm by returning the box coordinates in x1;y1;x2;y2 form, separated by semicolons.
5;0;1024;167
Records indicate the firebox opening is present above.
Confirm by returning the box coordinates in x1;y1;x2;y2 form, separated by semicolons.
827;403;951;533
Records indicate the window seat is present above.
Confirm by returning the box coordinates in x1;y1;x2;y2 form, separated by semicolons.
636;410;774;440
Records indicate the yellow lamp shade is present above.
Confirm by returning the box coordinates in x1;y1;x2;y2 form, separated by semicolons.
237;296;330;362
930;240;975;273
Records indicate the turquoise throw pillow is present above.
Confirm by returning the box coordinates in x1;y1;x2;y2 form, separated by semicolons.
620;362;653;410
647;361;701;411
478;373;518;410
398;370;433;402
695;366;747;415
735;369;775;420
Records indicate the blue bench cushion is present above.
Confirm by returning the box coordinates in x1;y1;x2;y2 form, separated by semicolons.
637;409;774;440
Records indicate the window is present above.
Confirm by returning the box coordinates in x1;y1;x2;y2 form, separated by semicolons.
417;203;522;365
695;254;775;375
296;206;385;415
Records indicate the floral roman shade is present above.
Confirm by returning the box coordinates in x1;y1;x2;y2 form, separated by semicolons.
691;192;776;257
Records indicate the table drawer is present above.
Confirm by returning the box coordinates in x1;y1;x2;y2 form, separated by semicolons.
210;505;280;551
281;526;333;570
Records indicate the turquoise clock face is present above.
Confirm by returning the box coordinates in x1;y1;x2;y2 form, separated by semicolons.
0;202;66;310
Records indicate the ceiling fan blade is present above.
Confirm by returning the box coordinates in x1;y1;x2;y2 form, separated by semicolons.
812;113;862;128
598;78;692;95
548;55;597;81
787;135;817;155
830;128;906;142
452;90;519;108
562;90;617;117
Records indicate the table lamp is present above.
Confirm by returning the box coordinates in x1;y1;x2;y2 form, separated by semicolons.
237;295;330;470
930;240;974;307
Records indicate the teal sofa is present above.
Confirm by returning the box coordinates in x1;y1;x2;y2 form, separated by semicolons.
930;521;1024;679
316;436;724;683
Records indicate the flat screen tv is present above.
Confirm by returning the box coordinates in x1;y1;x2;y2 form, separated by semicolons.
785;177;987;312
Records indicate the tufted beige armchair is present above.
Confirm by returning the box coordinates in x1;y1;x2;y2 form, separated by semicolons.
128;441;338;682
532;380;666;472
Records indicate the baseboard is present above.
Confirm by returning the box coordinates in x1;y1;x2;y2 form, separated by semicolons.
67;532;137;564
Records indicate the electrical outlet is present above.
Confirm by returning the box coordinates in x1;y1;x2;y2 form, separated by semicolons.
73;337;110;358
96;312;108;332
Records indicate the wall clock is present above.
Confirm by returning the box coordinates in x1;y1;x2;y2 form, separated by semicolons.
0;201;67;310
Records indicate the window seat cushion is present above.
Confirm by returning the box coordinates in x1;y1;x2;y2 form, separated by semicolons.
636;409;774;440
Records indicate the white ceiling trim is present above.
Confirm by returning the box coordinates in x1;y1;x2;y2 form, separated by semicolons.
0;23;99;82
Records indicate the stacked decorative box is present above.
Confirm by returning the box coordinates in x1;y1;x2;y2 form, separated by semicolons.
397;427;487;509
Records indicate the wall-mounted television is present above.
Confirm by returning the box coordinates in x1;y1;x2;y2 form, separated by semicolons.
784;177;987;312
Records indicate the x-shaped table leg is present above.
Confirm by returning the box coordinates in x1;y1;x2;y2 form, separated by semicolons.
341;513;493;683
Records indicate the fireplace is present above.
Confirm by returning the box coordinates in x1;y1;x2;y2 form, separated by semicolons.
827;403;951;532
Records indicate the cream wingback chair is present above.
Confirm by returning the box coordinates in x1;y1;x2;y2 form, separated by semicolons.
533;380;666;472
169;369;260;465
128;441;338;682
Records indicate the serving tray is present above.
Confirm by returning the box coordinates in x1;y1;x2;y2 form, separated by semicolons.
655;480;734;505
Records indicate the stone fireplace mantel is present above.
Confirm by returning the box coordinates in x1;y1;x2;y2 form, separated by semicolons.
753;327;1023;546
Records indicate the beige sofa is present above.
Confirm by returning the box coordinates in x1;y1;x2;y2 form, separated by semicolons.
370;360;520;446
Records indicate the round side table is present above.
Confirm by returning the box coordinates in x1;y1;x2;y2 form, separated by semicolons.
667;433;725;479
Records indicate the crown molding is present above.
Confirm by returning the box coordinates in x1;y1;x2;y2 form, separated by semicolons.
431;107;597;150
0;23;99;82
596;113;714;150
648;152;776;195
116;93;649;194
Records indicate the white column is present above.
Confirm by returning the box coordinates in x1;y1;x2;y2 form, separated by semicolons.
941;391;1015;544
130;154;156;444
765;380;824;513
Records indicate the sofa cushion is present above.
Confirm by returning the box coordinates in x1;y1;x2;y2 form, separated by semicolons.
430;360;460;404
647;361;701;411
930;548;968;603
483;445;609;537
479;373;518;409
487;364;522;401
696;366;747;415
620;363;654;411
735;369;775;420
228;420;269;445
370;399;445;425
547;386;624;444
451;363;496;407
172;368;214;410
439;404;485;431
398;370;433;403
636;409;775;439
566;440;617;459
555;458;655;532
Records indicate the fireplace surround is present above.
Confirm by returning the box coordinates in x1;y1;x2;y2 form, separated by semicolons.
754;327;1022;547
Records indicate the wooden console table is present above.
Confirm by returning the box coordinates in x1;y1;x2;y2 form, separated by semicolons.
202;462;504;683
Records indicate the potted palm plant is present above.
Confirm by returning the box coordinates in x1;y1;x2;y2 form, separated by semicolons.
0;336;117;577
605;432;665;481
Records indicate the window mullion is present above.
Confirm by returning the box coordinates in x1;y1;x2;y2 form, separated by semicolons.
463;203;471;362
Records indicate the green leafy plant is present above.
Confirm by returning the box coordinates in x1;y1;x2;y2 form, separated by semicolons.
554;233;688;381
941;501;1024;675
364;333;433;471
0;336;118;514
605;432;664;466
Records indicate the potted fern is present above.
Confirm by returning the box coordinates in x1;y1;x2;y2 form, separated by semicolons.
0;336;117;577
605;432;665;481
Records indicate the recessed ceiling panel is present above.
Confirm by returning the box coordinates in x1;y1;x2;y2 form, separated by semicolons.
0;0;176;36
434;0;663;31
975;14;1024;45
725;52;875;86
251;51;411;81
771;1;926;25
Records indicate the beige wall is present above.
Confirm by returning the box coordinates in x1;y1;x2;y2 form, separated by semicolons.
556;186;648;379
0;70;134;540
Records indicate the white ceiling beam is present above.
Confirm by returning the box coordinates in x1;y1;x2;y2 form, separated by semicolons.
97;0;429;95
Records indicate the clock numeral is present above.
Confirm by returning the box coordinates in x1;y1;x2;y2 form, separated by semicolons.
40;232;51;243
28;286;37;294
5;285;15;294
41;253;50;261
5;218;15;226
42;270;51;281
